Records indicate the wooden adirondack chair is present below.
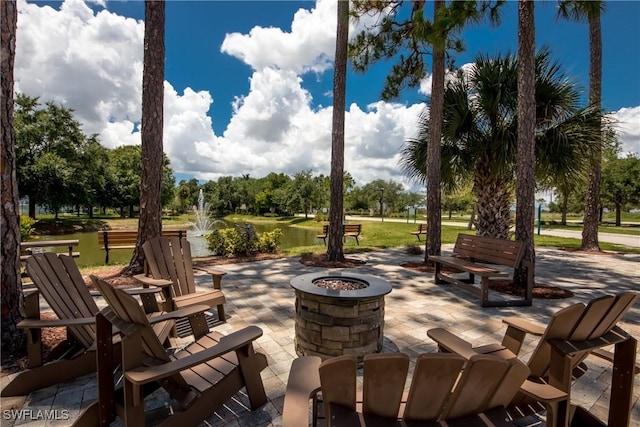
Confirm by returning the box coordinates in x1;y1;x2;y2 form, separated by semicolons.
282;352;566;427
1;253;174;397
428;292;639;427
82;276;268;427
134;236;227;323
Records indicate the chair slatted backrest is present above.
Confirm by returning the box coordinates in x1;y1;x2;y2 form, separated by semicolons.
25;253;98;349
527;292;639;378
143;236;197;298
442;355;529;420
319;352;529;424
92;276;190;390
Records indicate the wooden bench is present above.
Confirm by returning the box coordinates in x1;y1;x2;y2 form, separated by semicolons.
20;240;80;263
410;223;428;240
315;224;362;245
429;234;533;307
97;229;187;264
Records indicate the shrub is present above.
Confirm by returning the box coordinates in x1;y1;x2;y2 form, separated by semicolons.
314;213;327;222
20;215;36;241
405;243;424;255
205;224;281;257
257;228;282;253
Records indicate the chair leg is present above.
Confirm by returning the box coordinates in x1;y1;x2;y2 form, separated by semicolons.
235;346;268;409
216;304;226;323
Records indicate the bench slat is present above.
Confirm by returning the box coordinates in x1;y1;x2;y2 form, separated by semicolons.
431;234;531;307
98;230;188;264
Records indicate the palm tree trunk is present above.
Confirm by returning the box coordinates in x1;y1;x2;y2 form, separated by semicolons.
581;8;602;251
327;0;349;262
127;0;165;274
474;164;511;240
515;0;536;288
1;0;26;355
425;0;445;262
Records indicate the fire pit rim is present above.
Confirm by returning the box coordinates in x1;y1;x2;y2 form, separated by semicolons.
290;271;392;300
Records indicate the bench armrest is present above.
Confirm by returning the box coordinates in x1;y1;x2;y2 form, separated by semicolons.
124;325;263;385
283;356;322;427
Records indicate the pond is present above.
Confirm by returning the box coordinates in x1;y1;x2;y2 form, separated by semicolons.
28;221;320;268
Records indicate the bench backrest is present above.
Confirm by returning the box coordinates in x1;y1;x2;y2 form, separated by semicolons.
417;223;427;232
343;224;361;234
98;229;187;246
454;234;524;268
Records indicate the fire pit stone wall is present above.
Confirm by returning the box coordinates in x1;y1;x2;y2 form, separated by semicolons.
291;272;392;360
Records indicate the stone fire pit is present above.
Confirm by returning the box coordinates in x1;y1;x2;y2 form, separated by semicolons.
290;271;392;361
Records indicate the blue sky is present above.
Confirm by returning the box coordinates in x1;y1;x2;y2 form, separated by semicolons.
15;0;640;190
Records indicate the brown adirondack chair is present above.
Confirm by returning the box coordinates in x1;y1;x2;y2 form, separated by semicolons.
82;276;268;426
1;253;174;397
134;236;227;323
428;291;639;427
282;352;566;427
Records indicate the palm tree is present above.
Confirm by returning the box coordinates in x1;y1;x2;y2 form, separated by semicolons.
127;0;165;274
515;0;536;285
1;0;25;355
349;1;502;263
327;0;349;262
557;0;605;252
401;50;603;239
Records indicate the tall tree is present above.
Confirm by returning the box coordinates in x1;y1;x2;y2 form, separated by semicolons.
514;0;536;286
1;0;25;356
350;1;502;263
401;50;603;239
127;0;165;274
427;0;445;261
557;0;605;251
327;0;349;262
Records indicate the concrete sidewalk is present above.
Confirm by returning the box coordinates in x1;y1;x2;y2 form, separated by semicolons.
2;246;639;426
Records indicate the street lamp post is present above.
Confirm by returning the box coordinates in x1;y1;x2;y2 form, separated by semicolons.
379;187;384;222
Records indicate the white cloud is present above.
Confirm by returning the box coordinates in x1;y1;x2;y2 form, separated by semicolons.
15;0;143;135
220;0;336;74
14;0;427;189
611;106;640;155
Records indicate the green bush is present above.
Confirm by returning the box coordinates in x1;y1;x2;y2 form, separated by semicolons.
257;228;282;253
314;213;327;222
205;224;281;257
405;243;424;255
20;215;36;241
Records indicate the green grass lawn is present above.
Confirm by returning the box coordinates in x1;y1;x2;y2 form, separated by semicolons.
237;216;640;256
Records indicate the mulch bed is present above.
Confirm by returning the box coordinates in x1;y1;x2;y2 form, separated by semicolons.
400;261;573;299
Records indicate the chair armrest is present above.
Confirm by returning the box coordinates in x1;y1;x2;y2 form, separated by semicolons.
124;286;164;296
133;274;172;288
193;266;226;276
147;304;210;324
124;325;264;385
283;356;322;427
18;316;96;329
502;317;545;336
520;379;567;403
426;328;477;360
